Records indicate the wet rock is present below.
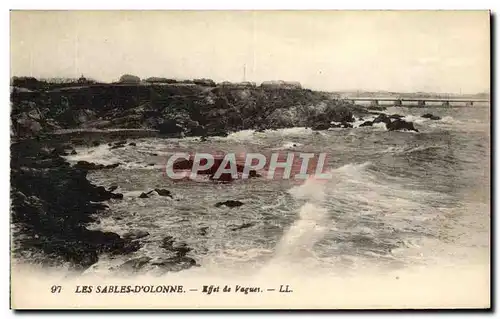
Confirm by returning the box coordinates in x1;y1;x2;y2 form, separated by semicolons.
171;242;192;257
210;172;234;183
110;144;126;150
160;236;175;250
138;192;149;199
421;113;441;120
158;119;184;135
115;256;152;273
248;170;260;178
386;119;419;132
122;230;150;240
51;147;69;156
108;185;118;192
341;122;353;128
70;150;77;155
74;161;120;170
109;140;127;149
128;142;137;146
198;227;209;236
154;188;173;198
215;200;244;208
91;141;100;147
366;106;387;111
359;121;373;127
151;256;198;272
230;222;255;231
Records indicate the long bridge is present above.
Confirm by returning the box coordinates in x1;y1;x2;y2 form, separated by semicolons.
341;97;490;107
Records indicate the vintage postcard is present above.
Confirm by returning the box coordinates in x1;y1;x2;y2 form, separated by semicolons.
10;10;490;309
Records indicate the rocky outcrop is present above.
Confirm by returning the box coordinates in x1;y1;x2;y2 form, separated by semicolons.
122;230;150;240
154;189;173;198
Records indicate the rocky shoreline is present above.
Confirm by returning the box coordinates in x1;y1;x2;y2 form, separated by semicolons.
10;82;443;273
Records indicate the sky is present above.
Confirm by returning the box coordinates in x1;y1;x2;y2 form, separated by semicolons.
10;10;490;94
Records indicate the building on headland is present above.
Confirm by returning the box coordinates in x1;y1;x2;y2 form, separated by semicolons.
193;78;217;87
260;80;302;90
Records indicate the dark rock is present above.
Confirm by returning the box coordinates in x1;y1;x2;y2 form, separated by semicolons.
248;170;261;178
312;123;330;131
160;236;175;250
138;192;149;199
230;222;255;231
154;188;173;198
359;121;373;127
51;147;68;156
389;114;404;120
128;142;137;146
151;256;198;272
198;227;209;236
74;161;120;170
108;185;118;192
215;200;244;208
91;141;100;147
122;230;150;240
171;242;192;257
158;119;184;135
372;114;392;125
421;113;441;120
70;150;77;155
341;122;353;128
366;106;387;111
386;119;419;132
110;144;126;150
210;172;234;182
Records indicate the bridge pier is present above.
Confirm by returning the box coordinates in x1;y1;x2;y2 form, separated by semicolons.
466;101;474;107
394;99;402;107
417;100;426;107
370;100;379;107
442;101;450;107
